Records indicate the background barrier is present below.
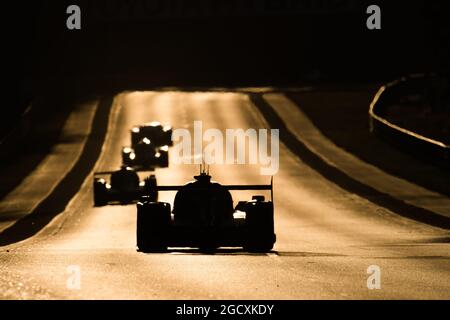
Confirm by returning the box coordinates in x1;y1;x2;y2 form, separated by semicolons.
369;74;449;168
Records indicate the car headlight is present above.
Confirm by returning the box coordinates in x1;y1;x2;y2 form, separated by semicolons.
233;210;246;219
106;183;112;189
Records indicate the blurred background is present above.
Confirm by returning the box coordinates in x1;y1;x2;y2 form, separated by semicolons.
2;0;449;137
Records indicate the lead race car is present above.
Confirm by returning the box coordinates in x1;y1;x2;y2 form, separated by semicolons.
136;166;276;253
93;166;158;207
122;137;169;170
131;121;173;148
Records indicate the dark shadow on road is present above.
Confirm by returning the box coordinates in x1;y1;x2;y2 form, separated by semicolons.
250;93;450;230
286;89;450;197
141;248;273;256
0;94;114;246
141;248;347;257
0;95;77;202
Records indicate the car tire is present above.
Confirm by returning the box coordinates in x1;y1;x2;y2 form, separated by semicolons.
131;132;140;148
159;151;169;167
243;201;275;252
144;175;158;202
93;180;108;207
136;201;171;252
164;131;173;146
122;151;132;167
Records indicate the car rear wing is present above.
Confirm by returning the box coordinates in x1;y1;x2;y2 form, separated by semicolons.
152;177;274;201
94;169;155;176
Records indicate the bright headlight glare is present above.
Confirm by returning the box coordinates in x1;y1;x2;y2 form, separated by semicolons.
233;210;246;219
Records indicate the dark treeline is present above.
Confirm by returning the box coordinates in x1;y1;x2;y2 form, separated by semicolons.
1;0;449;134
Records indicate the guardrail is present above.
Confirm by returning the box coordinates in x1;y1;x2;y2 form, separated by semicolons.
369;74;450;167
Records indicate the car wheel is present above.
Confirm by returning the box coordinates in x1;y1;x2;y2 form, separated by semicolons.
136;201;171;252
131;132;140;148
243;200;275;253
144;175;158;202
159;151;169;167
93;181;107;207
122;151;131;166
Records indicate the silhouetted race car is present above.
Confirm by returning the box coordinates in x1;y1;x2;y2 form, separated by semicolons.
122;138;169;170
136;168;275;253
93;166;158;206
131;122;172;148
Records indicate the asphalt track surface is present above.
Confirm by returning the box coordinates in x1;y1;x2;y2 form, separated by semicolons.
0;91;449;299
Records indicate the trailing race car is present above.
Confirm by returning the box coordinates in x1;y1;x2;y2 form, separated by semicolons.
122;137;169;170
136;167;275;253
93;166;158;206
131;122;173;148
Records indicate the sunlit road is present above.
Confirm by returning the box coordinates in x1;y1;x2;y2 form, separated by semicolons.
1;91;449;299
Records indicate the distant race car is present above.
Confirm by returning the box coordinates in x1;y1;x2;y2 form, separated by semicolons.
122;137;169;170
131;122;173;148
136;168;276;253
93;166;158;206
